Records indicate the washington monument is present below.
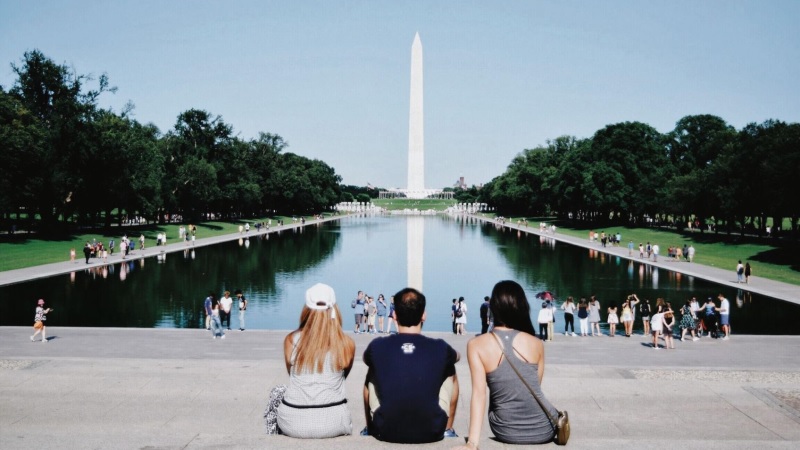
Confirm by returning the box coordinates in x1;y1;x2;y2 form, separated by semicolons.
407;32;425;193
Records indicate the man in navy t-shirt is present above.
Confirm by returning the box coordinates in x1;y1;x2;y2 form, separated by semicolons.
362;287;460;443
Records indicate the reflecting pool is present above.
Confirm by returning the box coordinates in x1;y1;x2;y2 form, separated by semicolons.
1;215;798;334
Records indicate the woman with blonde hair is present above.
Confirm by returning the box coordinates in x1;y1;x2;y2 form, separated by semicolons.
275;283;356;438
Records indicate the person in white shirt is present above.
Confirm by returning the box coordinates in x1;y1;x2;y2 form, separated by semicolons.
561;296;576;336
219;291;234;330
537;302;554;341
717;294;731;339
650;311;664;349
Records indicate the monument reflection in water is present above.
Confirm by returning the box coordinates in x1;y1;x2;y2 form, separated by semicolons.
1;215;798;334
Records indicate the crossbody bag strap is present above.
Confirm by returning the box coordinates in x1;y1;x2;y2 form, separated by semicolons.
491;332;559;429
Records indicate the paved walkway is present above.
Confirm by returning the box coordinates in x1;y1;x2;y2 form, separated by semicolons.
1;327;799;449
0;216;344;287
471;216;800;306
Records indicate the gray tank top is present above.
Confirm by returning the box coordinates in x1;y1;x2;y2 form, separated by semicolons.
487;329;557;444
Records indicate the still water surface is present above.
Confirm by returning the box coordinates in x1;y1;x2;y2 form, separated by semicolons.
1;215;798;334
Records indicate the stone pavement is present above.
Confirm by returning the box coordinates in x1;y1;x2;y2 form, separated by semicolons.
1;327;799;449
473;216;800;306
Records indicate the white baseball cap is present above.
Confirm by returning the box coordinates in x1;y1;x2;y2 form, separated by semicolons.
305;283;336;311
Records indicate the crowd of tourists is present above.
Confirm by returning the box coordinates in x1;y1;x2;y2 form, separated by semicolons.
550;292;731;347
350;291;397;334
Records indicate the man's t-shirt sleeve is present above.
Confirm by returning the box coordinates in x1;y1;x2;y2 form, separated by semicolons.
444;343;457;378
363;342;373;368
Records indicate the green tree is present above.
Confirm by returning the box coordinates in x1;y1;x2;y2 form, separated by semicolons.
588;121;670;223
7;50;112;231
162;109;232;220
664;115;736;229
0;88;47;223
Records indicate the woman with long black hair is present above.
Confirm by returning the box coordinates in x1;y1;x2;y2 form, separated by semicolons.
455;280;558;447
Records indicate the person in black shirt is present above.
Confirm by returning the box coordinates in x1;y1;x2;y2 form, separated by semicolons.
362;287;460;443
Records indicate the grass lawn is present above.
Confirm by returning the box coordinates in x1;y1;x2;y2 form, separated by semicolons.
0;215;318;272
372;198;457;211
505;219;799;286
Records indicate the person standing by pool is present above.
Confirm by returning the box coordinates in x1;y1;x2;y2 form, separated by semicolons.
480;296;492;335
236;289;247;331
650;309;664;349
366;296;378;334
606;303;619;337
561;296;576;336
717;293;731;340
744;262;752;284
679;299;699;342
662;309;676;349
588;295;602;336
219;291;234;330
203;292;213;330
455;297;468;335
620;295;637;337
384;296;397;334
577;298;589;336
352;291;365;334
83;242;92;264
640;299;652;336
209;295;224;339
31;299;53;343
451;298;458;335
376;294;388;333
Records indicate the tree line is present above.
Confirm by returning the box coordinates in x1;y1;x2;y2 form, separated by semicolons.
0;50;342;233
478;116;800;239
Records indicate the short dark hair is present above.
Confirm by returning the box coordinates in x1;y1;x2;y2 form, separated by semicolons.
489;280;535;336
393;287;426;327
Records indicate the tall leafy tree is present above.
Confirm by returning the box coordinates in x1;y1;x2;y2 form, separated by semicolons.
588;121;670;223
664;115;736;227
7;50;112;231
162;109;232;220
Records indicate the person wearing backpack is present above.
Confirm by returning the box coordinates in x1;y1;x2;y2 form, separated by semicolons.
455;297;467;335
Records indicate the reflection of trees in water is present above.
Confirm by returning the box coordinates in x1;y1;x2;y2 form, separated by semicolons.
158;223;341;328
481;223;800;334
0;223;341;329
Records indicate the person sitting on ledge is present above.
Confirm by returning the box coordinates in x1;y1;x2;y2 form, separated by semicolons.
276;283;355;438
454;280;558;448
361;287;460;443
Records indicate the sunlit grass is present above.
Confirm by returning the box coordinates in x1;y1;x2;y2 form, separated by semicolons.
0;215;321;272
372;198;456;211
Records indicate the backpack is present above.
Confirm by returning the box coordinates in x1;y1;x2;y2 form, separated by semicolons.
455;306;463;318
640;303;651;316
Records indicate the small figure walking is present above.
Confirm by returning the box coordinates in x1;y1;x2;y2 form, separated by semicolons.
69;248;76;263
736;260;744;283
744;262;752;284
31;299;52;343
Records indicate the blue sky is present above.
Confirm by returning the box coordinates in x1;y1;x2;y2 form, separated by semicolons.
1;1;798;189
